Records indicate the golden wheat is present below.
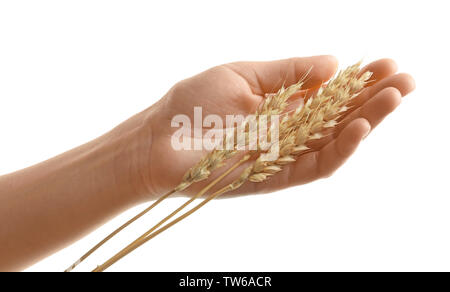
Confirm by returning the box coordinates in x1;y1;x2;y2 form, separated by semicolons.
66;73;307;272
92;62;371;272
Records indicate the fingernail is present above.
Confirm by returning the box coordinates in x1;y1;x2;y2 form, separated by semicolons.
362;128;371;140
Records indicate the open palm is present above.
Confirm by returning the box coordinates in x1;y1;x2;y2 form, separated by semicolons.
145;56;415;198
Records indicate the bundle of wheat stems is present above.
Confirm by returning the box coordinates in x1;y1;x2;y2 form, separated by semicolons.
65;61;371;272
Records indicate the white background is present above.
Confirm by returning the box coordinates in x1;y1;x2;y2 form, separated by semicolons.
0;0;449;272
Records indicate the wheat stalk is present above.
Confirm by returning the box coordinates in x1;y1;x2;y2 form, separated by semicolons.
64;190;175;272
92;154;252;272
92;62;371;271
65;73;308;272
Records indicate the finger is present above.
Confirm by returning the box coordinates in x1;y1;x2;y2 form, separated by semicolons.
313;118;371;179
350;72;415;110
339;74;415;131
294;71;414;150
298;59;398;105
224;55;338;95
290;58;398;104
310;88;400;149
307;86;404;150
233;118;370;195
358;58;398;85
342;87;402;131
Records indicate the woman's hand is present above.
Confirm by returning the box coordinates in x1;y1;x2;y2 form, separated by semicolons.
0;55;415;271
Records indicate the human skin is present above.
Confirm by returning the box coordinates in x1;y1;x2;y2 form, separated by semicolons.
0;56;415;271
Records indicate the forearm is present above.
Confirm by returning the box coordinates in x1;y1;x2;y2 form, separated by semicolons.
0;111;155;271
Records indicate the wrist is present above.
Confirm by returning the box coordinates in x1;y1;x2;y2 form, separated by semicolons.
103;103;162;204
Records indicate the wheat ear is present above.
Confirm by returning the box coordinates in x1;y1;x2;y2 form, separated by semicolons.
247;64;372;183
90;80;308;271
92;63;370;272
65;75;307;271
